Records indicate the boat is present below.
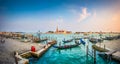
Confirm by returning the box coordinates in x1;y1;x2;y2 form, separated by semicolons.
80;38;86;45
104;37;114;40
89;38;103;43
89;38;97;43
62;39;73;43
33;40;40;43
33;38;48;43
40;38;48;42
74;38;81;40
97;39;103;42
53;41;81;49
53;44;79;49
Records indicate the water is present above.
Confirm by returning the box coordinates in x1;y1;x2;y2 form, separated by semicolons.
29;34;120;64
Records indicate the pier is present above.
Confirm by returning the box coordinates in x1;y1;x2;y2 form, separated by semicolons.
92;39;120;62
14;40;56;64
112;51;120;61
31;40;56;58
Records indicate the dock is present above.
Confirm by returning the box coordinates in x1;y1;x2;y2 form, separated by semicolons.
112;51;120;61
92;39;120;62
15;40;56;64
31;40;56;58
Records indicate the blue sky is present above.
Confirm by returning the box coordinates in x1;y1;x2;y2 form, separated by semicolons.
0;0;120;32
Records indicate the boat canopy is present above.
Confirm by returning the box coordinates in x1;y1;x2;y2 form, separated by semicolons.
80;38;86;45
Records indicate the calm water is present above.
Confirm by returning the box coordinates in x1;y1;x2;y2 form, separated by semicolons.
29;34;119;64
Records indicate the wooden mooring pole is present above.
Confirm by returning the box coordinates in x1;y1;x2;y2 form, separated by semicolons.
104;44;105;50
86;45;88;64
93;49;96;64
86;45;88;56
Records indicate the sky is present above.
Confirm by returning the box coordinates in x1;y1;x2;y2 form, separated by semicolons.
0;0;120;32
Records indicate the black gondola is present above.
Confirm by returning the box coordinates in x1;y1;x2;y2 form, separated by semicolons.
73;37;81;40
62;39;73;43
33;38;48;43
89;38;103;43
89;38;97;43
53;42;81;49
40;38;48;42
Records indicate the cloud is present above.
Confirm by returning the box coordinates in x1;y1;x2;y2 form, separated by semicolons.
69;7;91;22
78;8;90;22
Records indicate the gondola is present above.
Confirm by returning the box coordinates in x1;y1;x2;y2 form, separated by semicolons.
104;37;114;40
33;38;48;43
89;38;98;43
40;38;48;42
62;39;73;43
53;42;81;49
74;38;81;40
89;38;103;43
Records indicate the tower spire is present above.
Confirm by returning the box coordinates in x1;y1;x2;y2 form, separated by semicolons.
56;26;58;33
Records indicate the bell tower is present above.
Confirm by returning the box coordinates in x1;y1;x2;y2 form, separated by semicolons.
56;26;58;33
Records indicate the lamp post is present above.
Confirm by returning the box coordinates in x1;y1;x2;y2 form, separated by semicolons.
99;31;102;47
37;30;41;41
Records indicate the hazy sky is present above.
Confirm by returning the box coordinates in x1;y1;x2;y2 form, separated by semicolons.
0;0;120;32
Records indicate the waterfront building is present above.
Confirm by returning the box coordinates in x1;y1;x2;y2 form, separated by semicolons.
55;26;72;34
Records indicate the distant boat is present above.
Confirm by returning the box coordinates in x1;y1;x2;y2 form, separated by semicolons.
104;37;114;40
40;38;48;42
53;41;81;49
33;38;48;43
89;38;103;43
33;30;48;43
74;37;81;40
33;39;40;43
62;39;73;43
89;38;97;43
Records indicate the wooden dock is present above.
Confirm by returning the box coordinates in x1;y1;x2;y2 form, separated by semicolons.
31;40;56;58
112;51;120;61
92;44;120;62
15;40;56;64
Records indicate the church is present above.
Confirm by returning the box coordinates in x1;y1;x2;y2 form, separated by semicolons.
55;26;72;34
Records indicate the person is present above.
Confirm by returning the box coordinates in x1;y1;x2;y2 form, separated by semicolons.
64;38;65;41
59;42;61;46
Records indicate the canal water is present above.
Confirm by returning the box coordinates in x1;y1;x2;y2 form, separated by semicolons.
29;34;119;64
